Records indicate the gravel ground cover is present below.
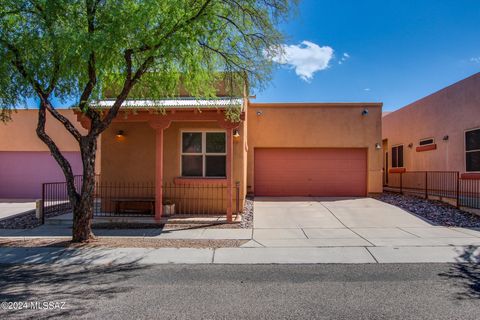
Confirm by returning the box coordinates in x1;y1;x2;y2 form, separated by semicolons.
0;238;247;249
373;192;480;228
0;209;67;229
240;196;254;228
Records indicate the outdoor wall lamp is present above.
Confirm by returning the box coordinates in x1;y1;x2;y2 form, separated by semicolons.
115;130;126;142
408;143;413;148
443;135;449;141
256;110;263;116
375;143;381;150
233;129;241;139
361;108;369;116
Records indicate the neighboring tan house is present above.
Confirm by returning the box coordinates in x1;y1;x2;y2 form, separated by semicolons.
382;72;480;185
0;110;93;199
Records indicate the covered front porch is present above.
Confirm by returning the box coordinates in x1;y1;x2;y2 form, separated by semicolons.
86;98;247;222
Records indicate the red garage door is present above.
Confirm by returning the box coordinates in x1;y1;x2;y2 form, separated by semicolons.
254;148;367;197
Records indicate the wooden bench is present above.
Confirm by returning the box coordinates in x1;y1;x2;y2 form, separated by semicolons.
111;198;155;215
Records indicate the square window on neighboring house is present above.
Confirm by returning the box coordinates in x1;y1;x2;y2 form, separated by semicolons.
181;131;226;177
466;128;480;172
419;138;434;146
391;145;404;168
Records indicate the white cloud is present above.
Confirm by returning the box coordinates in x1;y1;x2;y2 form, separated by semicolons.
269;41;334;81
470;57;480;63
363;88;371;92
338;52;350;65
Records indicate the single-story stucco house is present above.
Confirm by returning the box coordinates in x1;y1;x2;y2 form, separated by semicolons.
382;72;480;185
1;85;383;221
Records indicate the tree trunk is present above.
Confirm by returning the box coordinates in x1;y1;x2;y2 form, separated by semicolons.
72;192;95;242
71;136;98;242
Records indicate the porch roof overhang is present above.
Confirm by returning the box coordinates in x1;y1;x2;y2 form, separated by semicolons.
94;98;244;111
75;98;245;129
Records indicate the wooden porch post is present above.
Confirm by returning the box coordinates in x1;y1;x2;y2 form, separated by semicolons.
226;127;233;222
155;128;164;220
149;119;171;220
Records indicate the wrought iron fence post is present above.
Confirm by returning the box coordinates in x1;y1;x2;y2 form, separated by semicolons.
456;171;460;208
235;181;240;213
400;172;403;195
41;183;46;224
425;171;428;199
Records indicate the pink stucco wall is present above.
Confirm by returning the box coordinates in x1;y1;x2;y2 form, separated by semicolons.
0;151;83;199
382;72;480;175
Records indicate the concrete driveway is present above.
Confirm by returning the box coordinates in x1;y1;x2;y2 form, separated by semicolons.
251;197;480;248
0;200;36;221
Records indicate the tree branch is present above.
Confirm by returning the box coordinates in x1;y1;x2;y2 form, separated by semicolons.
36;102;79;205
133;0;213;53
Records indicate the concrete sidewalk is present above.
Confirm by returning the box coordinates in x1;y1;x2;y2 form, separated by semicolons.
0;245;479;264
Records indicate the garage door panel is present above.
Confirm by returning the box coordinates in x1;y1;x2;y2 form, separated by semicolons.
0;151;83;199
254;148;367;197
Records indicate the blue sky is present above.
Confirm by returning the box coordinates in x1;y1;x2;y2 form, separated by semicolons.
255;0;480;111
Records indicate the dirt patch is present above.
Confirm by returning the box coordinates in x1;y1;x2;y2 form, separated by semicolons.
0;238;247;249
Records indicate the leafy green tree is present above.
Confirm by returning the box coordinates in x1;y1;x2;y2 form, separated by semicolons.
0;0;294;242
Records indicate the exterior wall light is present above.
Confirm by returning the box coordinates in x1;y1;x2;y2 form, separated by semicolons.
115;130;126;142
408;143;413;148
361;109;369;116
233;129;241;139
443;135;449;141
375;143;381;150
256;110;263;116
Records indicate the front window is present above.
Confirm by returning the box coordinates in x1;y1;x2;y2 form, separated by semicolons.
466;128;480;172
391;145;404;168
181;131;226;177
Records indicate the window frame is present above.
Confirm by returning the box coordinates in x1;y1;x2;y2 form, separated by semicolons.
391;144;404;168
465;127;480;173
180;129;227;178
419;137;435;146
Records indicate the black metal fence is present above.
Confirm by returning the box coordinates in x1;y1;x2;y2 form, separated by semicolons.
42;176;241;220
41;175;83;223
385;171;480;210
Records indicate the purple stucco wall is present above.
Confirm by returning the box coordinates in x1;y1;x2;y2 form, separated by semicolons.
0;151;83;199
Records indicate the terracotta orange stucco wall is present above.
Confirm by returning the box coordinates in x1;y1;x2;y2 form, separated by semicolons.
0;109;86;151
247;103;383;194
382;72;480;175
0;109;101;174
100;116;248;208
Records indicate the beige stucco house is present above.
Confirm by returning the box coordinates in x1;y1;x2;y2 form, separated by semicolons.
382;72;480;184
90;99;383;221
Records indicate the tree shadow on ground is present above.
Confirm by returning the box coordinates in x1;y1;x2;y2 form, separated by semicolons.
0;260;149;320
439;245;480;300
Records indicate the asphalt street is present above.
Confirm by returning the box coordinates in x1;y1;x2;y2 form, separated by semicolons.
0;263;479;319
